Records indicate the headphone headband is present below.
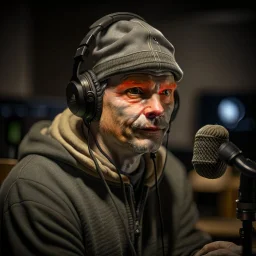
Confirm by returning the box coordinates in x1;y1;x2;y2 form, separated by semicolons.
89;12;146;30
66;12;180;125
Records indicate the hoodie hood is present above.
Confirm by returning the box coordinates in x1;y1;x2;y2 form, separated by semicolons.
18;108;167;187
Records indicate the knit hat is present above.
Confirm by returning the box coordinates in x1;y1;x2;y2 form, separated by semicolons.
90;18;184;82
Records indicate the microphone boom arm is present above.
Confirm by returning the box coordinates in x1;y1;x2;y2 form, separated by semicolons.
218;141;256;178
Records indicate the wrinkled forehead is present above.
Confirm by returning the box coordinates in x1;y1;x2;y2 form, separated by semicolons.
107;71;175;87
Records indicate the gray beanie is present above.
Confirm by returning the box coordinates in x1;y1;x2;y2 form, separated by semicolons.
90;18;184;82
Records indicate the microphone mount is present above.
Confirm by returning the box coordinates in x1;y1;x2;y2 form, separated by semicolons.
218;141;256;256
218;141;256;178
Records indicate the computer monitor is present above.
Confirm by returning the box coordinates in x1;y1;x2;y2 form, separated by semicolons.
0;96;67;159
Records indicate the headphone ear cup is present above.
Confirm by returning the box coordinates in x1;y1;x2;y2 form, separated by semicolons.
66;70;104;123
170;90;180;122
66;80;87;118
86;70;105;121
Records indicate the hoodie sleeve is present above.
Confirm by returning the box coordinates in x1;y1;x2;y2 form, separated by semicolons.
0;164;85;256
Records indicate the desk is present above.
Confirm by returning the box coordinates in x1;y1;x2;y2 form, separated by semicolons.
196;217;242;237
196;216;256;249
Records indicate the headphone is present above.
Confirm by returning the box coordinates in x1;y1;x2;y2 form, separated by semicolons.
66;12;180;125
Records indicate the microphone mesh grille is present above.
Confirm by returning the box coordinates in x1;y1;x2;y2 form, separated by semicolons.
192;125;229;179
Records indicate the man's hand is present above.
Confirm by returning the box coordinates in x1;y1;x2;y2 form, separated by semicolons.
194;241;242;256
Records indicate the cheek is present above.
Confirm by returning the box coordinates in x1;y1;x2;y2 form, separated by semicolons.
164;105;174;122
105;94;142;118
100;95;136;132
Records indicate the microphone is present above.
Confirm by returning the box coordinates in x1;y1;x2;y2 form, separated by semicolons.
192;124;256;179
192;124;256;256
192;124;229;179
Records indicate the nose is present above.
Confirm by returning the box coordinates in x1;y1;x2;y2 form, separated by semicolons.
144;94;164;120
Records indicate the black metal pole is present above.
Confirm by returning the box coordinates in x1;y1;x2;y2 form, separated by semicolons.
239;220;253;256
236;173;256;256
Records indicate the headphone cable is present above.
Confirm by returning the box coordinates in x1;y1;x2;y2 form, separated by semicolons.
150;124;171;256
87;124;137;256
91;133;129;209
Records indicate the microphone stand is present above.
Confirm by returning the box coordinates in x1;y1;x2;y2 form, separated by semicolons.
236;173;256;256
218;141;256;256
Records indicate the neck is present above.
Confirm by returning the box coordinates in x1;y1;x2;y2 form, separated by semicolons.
86;124;142;174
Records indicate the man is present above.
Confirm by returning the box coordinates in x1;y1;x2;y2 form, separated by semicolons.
0;12;242;256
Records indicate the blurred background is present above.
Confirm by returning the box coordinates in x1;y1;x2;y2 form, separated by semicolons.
0;0;256;244
1;1;255;161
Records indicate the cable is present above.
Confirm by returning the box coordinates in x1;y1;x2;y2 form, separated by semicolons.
150;152;165;256
87;124;137;256
91;133;129;208
165;122;171;149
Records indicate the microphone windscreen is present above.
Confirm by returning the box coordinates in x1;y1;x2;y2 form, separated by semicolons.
192;124;229;179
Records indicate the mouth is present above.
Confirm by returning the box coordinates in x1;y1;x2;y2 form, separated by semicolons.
140;127;161;131
136;127;164;136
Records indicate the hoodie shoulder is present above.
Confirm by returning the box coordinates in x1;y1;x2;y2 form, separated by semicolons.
18;120;76;167
163;150;189;193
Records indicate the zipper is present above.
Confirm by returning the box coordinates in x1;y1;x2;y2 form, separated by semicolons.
133;188;140;253
128;185;148;255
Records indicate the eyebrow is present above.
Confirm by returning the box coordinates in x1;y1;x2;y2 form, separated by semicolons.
115;79;177;93
115;80;154;92
159;82;177;89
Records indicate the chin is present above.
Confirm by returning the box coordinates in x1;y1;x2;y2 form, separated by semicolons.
128;139;162;154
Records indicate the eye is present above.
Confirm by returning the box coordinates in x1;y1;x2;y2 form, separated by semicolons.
160;89;172;96
126;87;143;95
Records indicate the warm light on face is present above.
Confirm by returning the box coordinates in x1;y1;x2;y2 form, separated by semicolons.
114;74;177;104
99;73;177;154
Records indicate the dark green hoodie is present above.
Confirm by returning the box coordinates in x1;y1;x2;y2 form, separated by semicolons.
0;108;211;256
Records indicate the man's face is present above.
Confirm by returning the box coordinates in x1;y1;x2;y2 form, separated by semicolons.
99;72;177;154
